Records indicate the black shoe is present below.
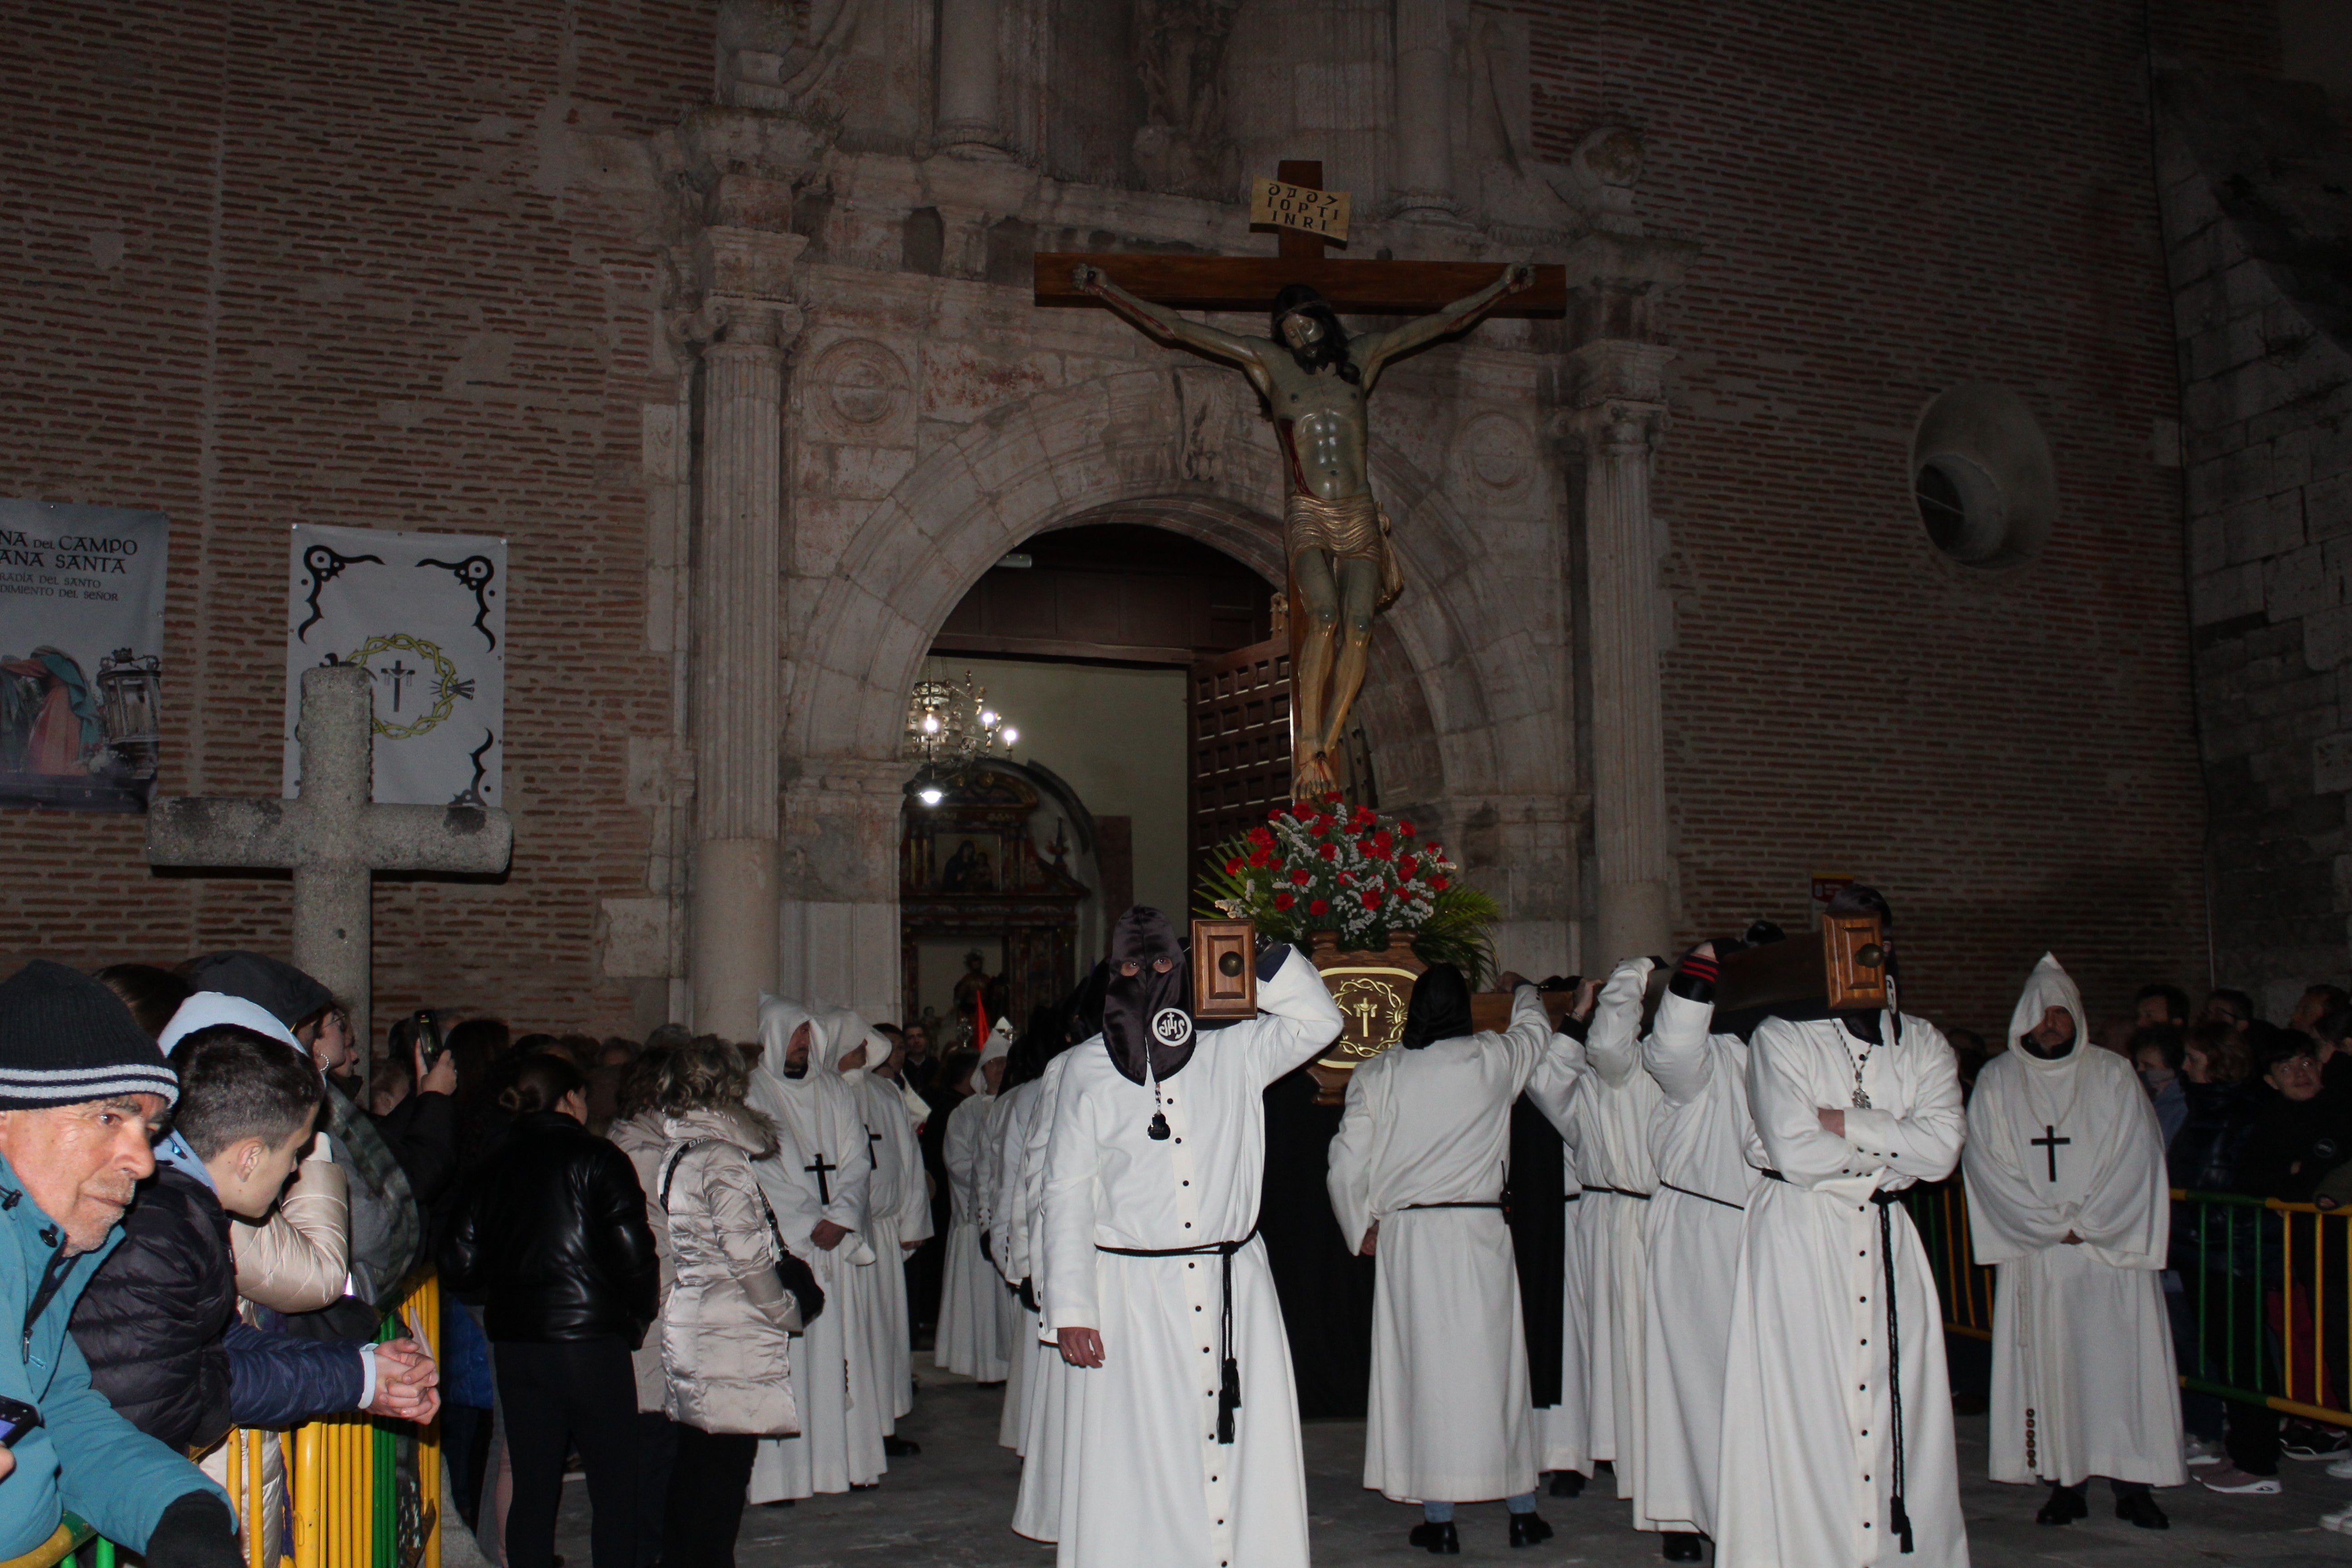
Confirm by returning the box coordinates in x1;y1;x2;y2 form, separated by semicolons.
1661;1531;1703;1561
884;1435;921;1457
2114;1491;2170;1529
761;1499;794;1509
1548;1470;1585;1498
1408;1521;1460;1554
2035;1484;2088;1525
1509;1512;1554;1548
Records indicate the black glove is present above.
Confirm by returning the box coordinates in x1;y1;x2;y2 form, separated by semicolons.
776;1250;825;1326
1255;941;1293;981
144;1492;240;1568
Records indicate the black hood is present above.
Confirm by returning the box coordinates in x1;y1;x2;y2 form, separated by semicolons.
1103;906;1195;1084
179;951;333;1029
1399;963;1474;1049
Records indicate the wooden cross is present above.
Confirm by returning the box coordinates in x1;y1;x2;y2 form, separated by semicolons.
145;664;514;1083
2031;1124;2071;1183
805;1150;840;1205
1034;160;1567;316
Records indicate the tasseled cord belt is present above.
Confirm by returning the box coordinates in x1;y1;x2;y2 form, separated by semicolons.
1759;1171;1915;1553
1097;1226;1258;1443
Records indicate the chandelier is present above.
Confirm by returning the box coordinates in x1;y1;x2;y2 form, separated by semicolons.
903;671;1018;806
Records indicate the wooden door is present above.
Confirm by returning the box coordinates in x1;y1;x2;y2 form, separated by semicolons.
1188;637;1293;885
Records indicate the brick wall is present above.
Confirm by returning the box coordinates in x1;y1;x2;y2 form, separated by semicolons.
0;0;2256;1048
1519;0;2215;1035
0;1;712;1045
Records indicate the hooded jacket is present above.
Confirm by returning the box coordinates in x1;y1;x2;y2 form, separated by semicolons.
0;1151;225;1557
651;1105;801;1436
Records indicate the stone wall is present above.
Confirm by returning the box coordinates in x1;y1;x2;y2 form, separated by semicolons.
0;0;2234;1043
2160;64;2352;1017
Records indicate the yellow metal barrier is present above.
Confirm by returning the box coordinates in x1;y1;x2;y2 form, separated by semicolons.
1909;1180;2352;1429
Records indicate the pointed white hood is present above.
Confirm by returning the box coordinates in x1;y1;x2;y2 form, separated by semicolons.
2006;952;2090;1070
978;1013;1014;1067
159;992;306;1055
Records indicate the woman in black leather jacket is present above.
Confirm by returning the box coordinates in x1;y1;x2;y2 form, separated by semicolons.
443;1055;659;1568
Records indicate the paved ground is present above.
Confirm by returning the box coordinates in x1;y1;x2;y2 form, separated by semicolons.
547;1354;2352;1565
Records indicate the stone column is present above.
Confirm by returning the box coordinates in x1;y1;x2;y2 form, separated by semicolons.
1570;342;1675;965
688;226;806;1039
1391;0;1457;220
936;0;1004;158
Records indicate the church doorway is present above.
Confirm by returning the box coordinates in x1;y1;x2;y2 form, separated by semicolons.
899;522;1276;1049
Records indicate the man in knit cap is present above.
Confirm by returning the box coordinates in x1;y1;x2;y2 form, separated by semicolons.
0;960;241;1568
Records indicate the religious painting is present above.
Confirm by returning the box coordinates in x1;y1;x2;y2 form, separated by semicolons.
0;499;169;813
932;833;1003;894
283;523;506;808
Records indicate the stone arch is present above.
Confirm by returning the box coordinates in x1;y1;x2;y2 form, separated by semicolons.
786;368;1547;804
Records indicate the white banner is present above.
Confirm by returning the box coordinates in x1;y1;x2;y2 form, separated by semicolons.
284;523;505;807
0;499;170;813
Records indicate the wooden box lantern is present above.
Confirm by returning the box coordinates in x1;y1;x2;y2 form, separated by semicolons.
1192;918;1259;1020
1716;913;1889;1015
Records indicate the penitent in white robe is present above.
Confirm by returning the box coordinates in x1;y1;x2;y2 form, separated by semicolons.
938;1088;1014;1381
1962;954;2184;1490
992;1076;1050;1449
851;1047;934;1425
746;999;889;1501
1639;986;1759;1539
1717;1011;1969;1568
1040;948;1343;1568
1328;984;1568;1503
1014;1050;1086;1543
1559;959;1665;1509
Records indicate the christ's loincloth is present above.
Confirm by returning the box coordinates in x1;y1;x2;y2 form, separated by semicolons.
1285;491;1404;610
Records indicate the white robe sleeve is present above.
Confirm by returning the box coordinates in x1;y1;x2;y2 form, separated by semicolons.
2073;1072;2170;1269
1842;1021;1965;1185
944;1095;985;1225
1242;946;1346;1086
1524;1028;1588;1138
897;1097;936;1245
823;1083;873;1235
1039;1063;1103;1334
1747;1018;1874;1187
1644;989;1715;1107
1011;1056;1069;1289
751;1120;825;1259
1960;1065;2071;1259
1586;958;1655;1089
1325;1054;1381;1255
1495;984;1557;1093
990;1085;1036;1279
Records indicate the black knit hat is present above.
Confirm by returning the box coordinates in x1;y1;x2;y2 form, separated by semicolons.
178;951;333;1029
0;961;180;1109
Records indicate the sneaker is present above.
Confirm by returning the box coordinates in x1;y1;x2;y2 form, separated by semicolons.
2184;1435;2226;1467
2322;1501;2352;1535
2283;1423;2350;1460
2200;1463;2283;1494
2328;1454;2352;1480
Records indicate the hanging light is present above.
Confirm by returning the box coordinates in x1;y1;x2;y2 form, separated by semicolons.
903;669;1019;803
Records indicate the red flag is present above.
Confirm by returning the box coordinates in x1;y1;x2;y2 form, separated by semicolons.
973;990;989;1049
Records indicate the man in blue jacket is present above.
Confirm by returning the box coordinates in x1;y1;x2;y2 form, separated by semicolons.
0;960;237;1567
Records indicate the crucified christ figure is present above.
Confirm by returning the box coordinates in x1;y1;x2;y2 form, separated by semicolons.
1074;262;1534;793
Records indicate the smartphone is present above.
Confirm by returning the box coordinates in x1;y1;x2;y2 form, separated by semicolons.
0;1396;41;1446
412;1010;445;1072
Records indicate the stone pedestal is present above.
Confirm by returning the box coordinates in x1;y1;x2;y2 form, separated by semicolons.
1570;343;1675;967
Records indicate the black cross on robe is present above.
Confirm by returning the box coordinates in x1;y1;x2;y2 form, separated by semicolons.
2031;1124;2071;1183
805;1151;839;1206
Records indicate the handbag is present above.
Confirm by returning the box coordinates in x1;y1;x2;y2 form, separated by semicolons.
660;1141;826;1333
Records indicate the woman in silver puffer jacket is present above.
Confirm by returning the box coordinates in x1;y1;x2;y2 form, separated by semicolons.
646;1037;807;1567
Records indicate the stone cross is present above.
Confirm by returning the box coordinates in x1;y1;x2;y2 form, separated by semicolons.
145;664;514;1070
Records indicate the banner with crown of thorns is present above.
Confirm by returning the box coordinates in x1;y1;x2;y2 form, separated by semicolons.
283;522;506;808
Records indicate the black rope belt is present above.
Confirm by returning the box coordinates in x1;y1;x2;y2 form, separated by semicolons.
1401;1200;1504;1210
1563;1191;1582;1201
1583;1183;1653;1200
1098;1226;1257;1444
1656;1180;1745;1210
1758;1169;1914;1552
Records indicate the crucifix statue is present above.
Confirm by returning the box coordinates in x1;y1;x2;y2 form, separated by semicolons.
1039;160;1563;794
145;663;514;1081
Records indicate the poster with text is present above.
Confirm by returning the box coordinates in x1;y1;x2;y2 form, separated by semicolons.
284;523;505;807
0;499;170;813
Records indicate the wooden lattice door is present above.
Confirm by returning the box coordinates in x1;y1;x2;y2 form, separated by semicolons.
1188;637;1293;884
